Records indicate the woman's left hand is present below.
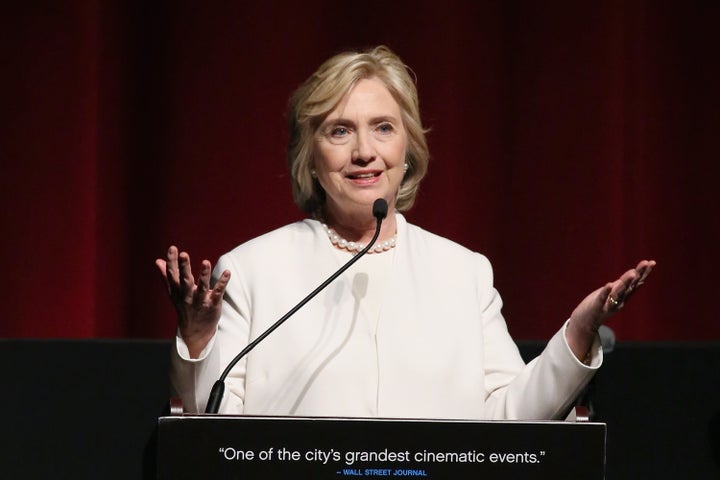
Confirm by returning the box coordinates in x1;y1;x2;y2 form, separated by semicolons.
566;259;656;362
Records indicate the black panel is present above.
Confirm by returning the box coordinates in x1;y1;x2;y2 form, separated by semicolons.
0;340;171;479
1;340;719;479
158;416;605;479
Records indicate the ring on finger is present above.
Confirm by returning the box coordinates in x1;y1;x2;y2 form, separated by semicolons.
608;295;620;307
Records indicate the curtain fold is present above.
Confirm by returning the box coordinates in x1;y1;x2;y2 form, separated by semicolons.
2;1;718;340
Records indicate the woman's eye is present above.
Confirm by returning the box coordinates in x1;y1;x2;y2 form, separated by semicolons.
331;126;349;137
377;123;394;134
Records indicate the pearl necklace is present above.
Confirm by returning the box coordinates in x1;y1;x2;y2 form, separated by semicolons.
320;222;397;254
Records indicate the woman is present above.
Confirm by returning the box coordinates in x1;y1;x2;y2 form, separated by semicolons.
156;46;654;419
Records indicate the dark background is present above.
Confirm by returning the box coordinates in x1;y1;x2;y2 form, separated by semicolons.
3;1;718;342
2;340;718;478
2;4;719;478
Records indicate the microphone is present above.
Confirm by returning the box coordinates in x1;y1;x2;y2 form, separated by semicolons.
204;198;389;413
598;325;615;354
373;198;388;221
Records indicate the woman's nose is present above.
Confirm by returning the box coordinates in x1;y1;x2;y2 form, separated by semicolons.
352;130;376;164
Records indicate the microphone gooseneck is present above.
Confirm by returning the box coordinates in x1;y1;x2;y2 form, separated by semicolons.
204;199;389;414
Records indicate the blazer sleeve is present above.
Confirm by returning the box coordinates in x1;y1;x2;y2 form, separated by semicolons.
476;254;603;420
169;252;252;414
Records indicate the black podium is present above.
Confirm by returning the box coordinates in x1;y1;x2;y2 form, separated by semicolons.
158;411;605;479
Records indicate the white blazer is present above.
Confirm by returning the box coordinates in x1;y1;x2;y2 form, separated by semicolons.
171;214;601;419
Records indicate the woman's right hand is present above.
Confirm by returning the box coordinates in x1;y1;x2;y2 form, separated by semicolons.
156;246;231;358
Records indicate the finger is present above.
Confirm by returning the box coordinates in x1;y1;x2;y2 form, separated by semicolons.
178;251;195;302
193;260;212;308
607;274;631;310
197;260;212;294
209;270;232;306
619;267;641;296
623;260;656;299
598;283;616;313
165;246;181;286
627;265;646;293
634;260;656;288
155;258;171;292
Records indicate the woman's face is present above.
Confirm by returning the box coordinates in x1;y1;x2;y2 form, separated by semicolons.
314;77;407;221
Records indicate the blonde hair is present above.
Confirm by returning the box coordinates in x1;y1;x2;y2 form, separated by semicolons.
287;46;429;214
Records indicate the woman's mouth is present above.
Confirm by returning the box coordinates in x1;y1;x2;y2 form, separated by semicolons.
346;171;382;185
347;171;381;180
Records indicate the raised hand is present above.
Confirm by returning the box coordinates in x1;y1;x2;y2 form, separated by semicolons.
156;246;231;358
566;260;656;361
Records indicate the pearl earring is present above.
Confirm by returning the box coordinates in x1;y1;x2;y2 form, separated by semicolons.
403;163;409;172
311;169;317;178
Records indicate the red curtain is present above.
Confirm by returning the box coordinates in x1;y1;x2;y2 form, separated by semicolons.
2;1;718;340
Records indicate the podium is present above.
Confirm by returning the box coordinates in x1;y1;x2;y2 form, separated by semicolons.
158;409;605;479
